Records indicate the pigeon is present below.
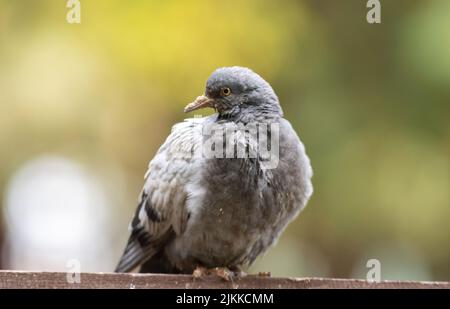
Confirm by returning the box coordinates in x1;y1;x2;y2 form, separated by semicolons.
115;67;313;275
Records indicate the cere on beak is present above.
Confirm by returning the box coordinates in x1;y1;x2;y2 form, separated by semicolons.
184;95;214;113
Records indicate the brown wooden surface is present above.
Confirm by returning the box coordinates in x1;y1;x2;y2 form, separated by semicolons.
0;271;449;289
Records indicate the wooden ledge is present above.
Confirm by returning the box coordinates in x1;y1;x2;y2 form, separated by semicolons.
0;271;448;289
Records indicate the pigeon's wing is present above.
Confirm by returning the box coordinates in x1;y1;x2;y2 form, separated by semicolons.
115;118;203;272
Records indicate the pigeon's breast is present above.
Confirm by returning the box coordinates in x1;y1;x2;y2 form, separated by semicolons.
165;157;268;270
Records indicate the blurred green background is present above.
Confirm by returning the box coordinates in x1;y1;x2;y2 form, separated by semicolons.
0;0;449;281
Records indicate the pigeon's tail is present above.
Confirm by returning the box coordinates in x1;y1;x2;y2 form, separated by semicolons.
115;232;154;273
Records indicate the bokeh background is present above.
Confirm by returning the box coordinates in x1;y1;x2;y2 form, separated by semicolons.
0;0;449;281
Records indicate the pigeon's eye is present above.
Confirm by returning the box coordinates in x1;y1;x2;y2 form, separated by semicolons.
220;87;231;97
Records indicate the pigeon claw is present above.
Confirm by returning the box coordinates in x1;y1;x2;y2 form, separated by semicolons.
192;266;208;279
212;267;234;282
192;266;247;282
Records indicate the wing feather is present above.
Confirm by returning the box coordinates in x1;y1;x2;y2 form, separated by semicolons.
115;118;203;272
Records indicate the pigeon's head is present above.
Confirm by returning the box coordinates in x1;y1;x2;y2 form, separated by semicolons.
184;67;283;119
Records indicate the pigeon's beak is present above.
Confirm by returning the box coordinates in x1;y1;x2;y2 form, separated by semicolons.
184;95;214;113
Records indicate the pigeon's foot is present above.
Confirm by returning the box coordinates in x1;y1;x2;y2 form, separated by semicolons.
192;266;208;279
192;266;247;282
211;267;235;282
